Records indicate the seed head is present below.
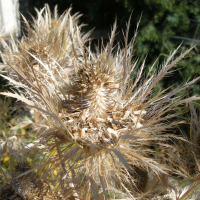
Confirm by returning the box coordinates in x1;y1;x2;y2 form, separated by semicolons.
1;4;200;199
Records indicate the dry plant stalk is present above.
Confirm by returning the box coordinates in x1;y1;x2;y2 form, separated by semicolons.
1;4;200;199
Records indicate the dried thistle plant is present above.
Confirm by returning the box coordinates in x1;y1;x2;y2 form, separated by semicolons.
152;103;200;200
0;161;64;200
1;4;200;199
0;4;91;88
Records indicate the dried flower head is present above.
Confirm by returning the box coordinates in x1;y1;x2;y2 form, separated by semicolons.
1;5;200;199
0;161;63;200
1;4;91;88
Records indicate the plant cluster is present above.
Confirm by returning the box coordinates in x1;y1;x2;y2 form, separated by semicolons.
1;4;200;200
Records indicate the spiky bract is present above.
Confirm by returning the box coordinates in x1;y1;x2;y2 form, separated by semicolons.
1;4;90;89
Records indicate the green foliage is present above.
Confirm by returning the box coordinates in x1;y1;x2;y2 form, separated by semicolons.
122;0;200;97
